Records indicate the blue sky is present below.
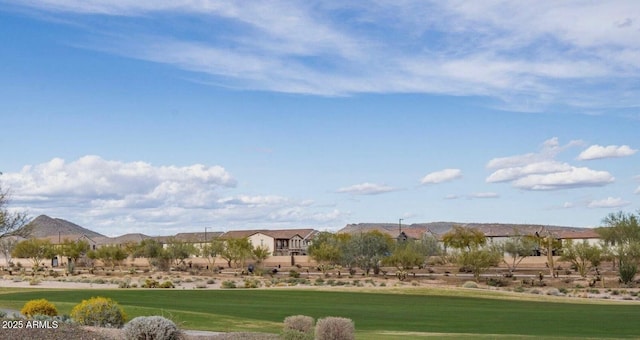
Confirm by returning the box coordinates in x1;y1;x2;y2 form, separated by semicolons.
1;1;639;236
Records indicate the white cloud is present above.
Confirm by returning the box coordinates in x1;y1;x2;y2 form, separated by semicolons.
486;138;615;191
469;192;500;199
444;194;460;200
2;156;345;235
486;161;572;183
12;1;640;111
562;202;575;209
217;195;288;207
635;185;640;194
511;167;614;190
5;155;235;203
577;144;637;160
336;182;397;195
587;197;631;208
420;169;462;185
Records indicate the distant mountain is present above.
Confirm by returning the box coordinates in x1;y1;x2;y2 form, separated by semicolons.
22;215;106;239
339;222;589;237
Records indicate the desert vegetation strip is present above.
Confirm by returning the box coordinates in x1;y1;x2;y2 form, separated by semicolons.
0;288;638;338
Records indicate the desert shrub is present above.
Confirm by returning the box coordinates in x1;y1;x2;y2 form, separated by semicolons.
619;262;637;285
195;282;208;289
513;286;525;293
21;299;58;317
315;317;355;340
29;278;40;286
462;281;478;289
546;288;561;296
486;277;508;287
118;280;131;289
143;279;160;288
559;287;569;294
244;278;262;288
0;310;6;318
222;280;237;289
207;279;215;284
284;315;315;333
314;278;325;286
289;270;300;278
123;315;182;340
70;296;127;328
160;281;175;288
283;315;314;340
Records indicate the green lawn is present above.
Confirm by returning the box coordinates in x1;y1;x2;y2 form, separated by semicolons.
0;288;638;339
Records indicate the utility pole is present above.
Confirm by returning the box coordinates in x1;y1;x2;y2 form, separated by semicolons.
399;218;403;234
204;227;208;243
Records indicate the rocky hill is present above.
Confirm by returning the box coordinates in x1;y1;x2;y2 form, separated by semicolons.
22;215;106;238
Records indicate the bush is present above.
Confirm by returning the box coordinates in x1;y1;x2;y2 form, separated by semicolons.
546;288;561;296
315;317;355;340
21;299;58;317
222;280;237;289
619;261;637;285
284;315;315;333
70;296;127;328
283;315;315;340
244;278;262;288
123;315;182;340
462;281;478;289
160;281;175;288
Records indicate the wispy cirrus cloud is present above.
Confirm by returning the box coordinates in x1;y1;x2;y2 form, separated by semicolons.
486;138;614;191
577;144;637;160
9;1;640;111
420;169;462;185
336;182;398;195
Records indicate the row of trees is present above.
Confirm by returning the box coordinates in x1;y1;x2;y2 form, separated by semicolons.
308;212;640;284
5;236;272;273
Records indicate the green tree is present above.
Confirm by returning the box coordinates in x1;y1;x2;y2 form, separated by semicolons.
60;238;90;265
457;245;502;282
348;231;393;275
597;211;640;284
443;226;501;281
133;239;168;271
200;238;225;271
89;245;128;271
385;241;426;281
164;238;197;268
12;238;54;270
252;245;270;269
560;240;602;278
308;232;343;275
442;226;486;251
502;233;537;274
0;183;30;239
223;238;254;269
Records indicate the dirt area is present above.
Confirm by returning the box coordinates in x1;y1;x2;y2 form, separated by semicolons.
1;264;639;339
1;263;639;301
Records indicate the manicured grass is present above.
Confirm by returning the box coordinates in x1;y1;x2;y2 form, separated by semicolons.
0;288;638;338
